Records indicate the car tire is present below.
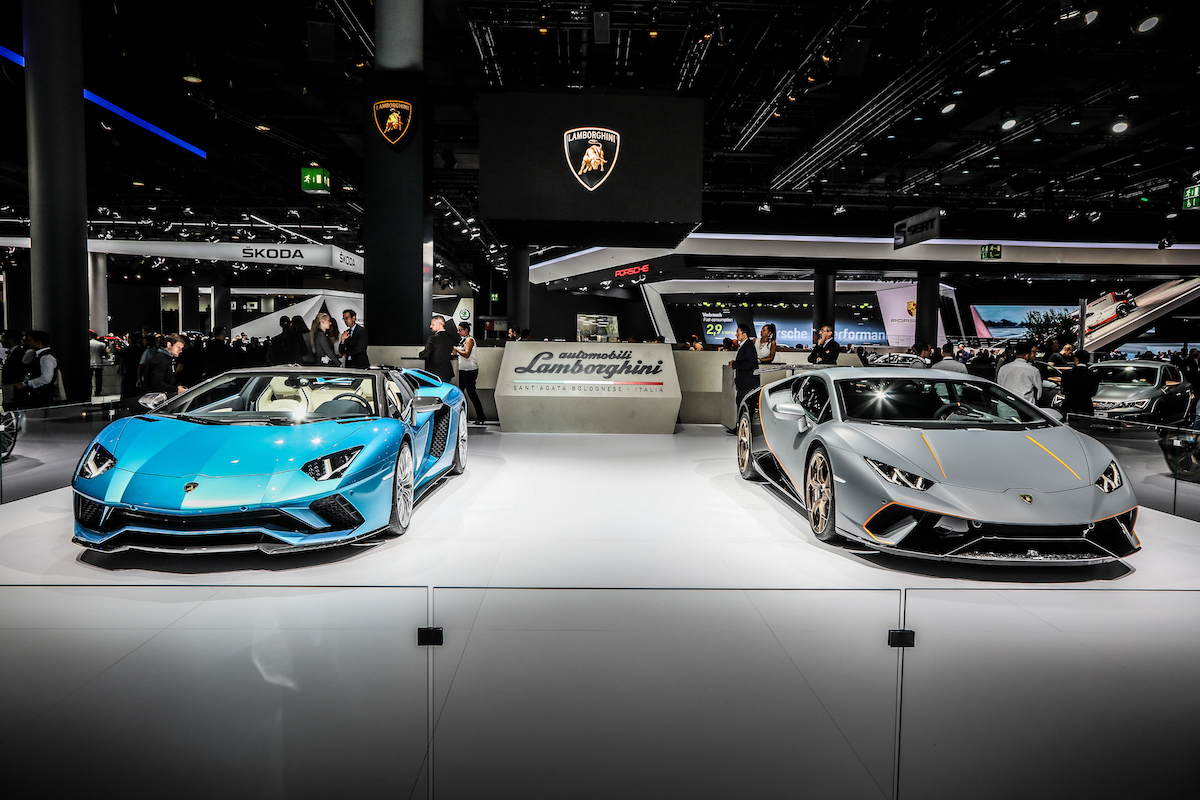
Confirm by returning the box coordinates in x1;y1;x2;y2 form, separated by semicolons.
1116;303;1131;318
736;410;763;481
1;411;17;461
449;406;468;475
388;440;415;536
805;444;842;543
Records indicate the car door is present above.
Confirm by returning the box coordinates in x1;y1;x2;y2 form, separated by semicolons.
1163;366;1187;420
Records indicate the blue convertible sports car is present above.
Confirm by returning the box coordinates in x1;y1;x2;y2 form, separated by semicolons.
72;366;468;554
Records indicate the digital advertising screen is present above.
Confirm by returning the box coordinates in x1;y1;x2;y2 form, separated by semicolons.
681;295;889;347
971;305;1075;339
479;92;703;227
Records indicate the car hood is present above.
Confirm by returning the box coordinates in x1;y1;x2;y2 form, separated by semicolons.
109;415;371;477
840;423;1094;493
1093;384;1158;402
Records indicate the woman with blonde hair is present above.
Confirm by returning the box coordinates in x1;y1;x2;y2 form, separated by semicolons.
308;312;339;365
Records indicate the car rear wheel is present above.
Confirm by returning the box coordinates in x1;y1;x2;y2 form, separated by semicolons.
388;441;415;535
805;445;841;542
737;411;763;481
450;406;468;475
1;411;17;461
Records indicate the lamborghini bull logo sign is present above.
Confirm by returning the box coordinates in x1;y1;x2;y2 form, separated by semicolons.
374;100;413;145
564;127;620;191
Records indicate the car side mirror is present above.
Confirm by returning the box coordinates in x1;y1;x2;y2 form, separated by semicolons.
774;402;806;419
411;395;444;415
1043;408;1064;422
139;392;167;410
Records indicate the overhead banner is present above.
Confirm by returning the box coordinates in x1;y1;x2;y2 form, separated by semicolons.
877;284;945;347
893;208;942;250
87;240;363;273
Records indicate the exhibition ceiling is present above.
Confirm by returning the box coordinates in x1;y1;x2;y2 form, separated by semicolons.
0;1;1197;284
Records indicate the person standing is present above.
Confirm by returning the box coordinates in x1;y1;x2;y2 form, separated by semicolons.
308;313;339;366
88;331;108;396
757;323;777;364
419;315;458;382
1058;349;1100;420
143;334;187;396
117;332;145;398
454;321;485;424
13;331;60;407
339;310;370;368
937;343;968;373
729;322;760;432
203;327;237;379
808;324;840;365
996;340;1041;404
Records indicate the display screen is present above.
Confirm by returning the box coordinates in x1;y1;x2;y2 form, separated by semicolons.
674;295;888;347
971;305;1075;339
479;93;703;225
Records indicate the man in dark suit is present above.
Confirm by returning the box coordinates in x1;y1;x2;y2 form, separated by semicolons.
338;309;370;368
419;315;458;382
729;322;760;432
808;323;840;364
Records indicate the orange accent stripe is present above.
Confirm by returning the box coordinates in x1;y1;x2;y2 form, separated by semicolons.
1025;435;1082;481
921;433;946;478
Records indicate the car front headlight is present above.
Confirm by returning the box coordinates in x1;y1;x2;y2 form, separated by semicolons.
78;443;118;479
1096;460;1123;493
865;457;935;491
302;446;364;481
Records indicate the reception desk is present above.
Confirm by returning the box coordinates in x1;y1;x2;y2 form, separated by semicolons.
369;344;505;420
493;342;681;433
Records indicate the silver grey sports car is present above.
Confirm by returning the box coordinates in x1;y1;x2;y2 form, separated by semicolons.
1088;360;1191;424
736;367;1140;564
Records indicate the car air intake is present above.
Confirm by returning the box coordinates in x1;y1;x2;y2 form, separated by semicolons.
310;494;365;530
74;495;105;529
429;408;450;459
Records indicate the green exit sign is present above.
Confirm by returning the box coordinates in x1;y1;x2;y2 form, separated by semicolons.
301;167;331;195
490;293;500;302
981;243;1003;260
1184;184;1200;211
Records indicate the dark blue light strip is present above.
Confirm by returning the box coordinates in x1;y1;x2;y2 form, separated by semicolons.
0;44;206;159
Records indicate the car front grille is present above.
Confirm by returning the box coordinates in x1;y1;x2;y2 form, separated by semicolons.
429;407;450;459
864;505;1138;560
309;494;365;530
97;507;319;535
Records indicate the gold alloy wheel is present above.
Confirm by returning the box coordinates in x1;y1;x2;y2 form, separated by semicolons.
806;450;832;534
737;414;752;473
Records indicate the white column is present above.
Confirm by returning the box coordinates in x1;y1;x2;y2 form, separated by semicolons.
87;251;108;334
376;0;422;70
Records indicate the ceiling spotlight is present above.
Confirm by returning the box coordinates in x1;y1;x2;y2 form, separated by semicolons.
1013;210;1028;219
833;204;847;216
1085;10;1099;24
1158;232;1175;250
1087;211;1103;223
1166;212;1179;219
941;102;957;114
182;73;202;84
757;201;771;214
1111;114;1130;133
978;64;996;78
1134;14;1160;33
254;124;271;132
1000;113;1018;131
1067;210;1081;221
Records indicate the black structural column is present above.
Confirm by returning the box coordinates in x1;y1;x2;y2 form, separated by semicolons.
915;270;941;348
812;269;836;346
211;276;232;336
363;0;432;346
508;248;530;334
23;0;89;401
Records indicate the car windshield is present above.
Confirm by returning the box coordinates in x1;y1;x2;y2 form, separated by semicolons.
836;377;1050;428
155;372;377;424
1093;365;1158;385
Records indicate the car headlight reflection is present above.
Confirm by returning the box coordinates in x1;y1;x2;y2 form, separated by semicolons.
865;457;935;491
78;443;118;479
1096;460;1123;493
302;446;364;481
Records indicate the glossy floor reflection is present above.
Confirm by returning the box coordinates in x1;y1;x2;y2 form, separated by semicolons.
1;426;1199;798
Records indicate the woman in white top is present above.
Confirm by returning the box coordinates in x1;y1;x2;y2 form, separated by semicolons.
453;321;485;424
757;323;777;364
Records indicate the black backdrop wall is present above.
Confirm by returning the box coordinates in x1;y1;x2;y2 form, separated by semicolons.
528;286;655;342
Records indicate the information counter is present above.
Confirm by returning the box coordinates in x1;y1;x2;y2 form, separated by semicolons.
369;344;504;420
494;342;681;433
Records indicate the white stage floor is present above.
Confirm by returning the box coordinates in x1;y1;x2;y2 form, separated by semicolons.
2;425;1199;798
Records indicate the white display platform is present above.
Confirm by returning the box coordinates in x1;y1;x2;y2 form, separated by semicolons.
494;342;681;433
4;427;1200;797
